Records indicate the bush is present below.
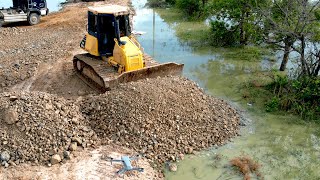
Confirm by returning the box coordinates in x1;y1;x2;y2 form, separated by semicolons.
146;0;168;8
165;0;176;5
209;21;240;46
265;75;320;122
176;0;201;17
265;96;280;112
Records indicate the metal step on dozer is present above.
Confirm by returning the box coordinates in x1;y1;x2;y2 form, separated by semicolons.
73;5;184;92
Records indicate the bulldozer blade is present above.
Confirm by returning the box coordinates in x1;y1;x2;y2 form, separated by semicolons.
105;63;184;89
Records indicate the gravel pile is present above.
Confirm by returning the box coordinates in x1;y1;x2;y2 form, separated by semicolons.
80;76;240;166
0;91;97;167
0;77;240;168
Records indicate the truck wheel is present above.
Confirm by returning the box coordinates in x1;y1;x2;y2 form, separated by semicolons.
28;13;40;25
0;20;3;27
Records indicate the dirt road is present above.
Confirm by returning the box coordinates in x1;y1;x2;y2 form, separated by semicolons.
0;1;128;97
0;146;160;180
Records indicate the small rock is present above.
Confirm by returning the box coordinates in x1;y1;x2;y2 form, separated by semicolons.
82;126;90;132
169;163;178;172
51;154;61;165
48;149;56;156
45;103;53;110
63;151;71;160
77;90;86;96
4;108;19;125
8;161;16;166
71;118;79;124
170;155;176;161
9;96;18;101
179;154;184;160
4;162;9;168
72;137;82;145
185;147;193;154
69;142;77;151
1;151;11;162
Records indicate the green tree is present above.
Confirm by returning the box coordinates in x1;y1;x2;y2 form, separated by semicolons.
260;0;320;73
208;0;269;46
176;0;201;17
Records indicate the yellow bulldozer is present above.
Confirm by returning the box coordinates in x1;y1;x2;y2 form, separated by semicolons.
73;5;184;91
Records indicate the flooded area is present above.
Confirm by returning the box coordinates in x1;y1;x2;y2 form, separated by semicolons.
132;0;320;179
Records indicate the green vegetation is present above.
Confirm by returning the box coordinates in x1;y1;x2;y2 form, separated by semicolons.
209;21;239;47
265;75;320;121
207;0;268;46
146;0;177;8
175;0;203;18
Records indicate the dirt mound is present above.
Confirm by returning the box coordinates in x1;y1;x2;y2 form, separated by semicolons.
0;91;96;166
80;76;240;166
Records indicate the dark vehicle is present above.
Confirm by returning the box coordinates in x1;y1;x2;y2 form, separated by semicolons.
0;0;49;27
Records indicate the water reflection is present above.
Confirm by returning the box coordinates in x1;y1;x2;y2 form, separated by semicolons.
134;8;214;88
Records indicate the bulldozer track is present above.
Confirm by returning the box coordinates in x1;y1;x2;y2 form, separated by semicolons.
73;54;113;92
73;53;184;92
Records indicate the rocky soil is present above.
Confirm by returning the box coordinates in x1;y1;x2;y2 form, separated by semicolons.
0;91;95;166
0;77;239;170
80;76;239;167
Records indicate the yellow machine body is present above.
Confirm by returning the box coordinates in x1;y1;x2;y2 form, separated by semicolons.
82;34;144;72
111;36;144;72
84;33;99;56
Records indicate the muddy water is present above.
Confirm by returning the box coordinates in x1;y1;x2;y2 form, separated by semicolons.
0;0;65;12
132;0;320;179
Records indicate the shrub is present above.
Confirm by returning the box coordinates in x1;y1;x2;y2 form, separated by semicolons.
165;0;176;5
265;96;280;112
176;0;201;17
146;0;167;8
265;75;320;122
209;21;240;47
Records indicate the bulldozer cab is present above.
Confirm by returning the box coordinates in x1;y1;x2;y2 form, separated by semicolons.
87;5;131;56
